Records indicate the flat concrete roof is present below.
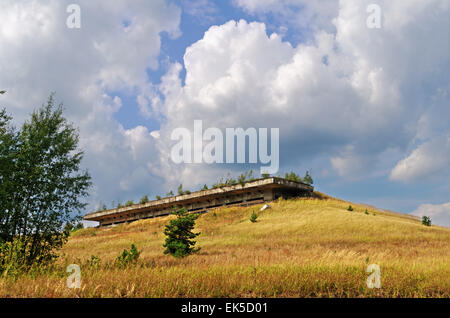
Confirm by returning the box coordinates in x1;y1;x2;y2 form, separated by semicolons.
84;177;313;222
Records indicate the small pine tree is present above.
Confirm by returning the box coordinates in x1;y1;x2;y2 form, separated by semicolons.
250;210;258;223
163;207;201;258
422;216;432;226
303;171;313;184
115;244;140;268
347;205;354;211
202;184;208;190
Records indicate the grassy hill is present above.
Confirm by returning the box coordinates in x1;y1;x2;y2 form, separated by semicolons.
1;193;449;297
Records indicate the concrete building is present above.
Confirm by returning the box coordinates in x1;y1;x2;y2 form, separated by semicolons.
83;177;314;227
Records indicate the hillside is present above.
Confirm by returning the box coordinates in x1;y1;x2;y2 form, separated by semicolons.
1;193;449;297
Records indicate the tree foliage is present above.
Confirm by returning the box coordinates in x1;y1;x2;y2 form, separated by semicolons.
0;94;91;271
163;207;201;258
303;171;313;185
422;216;432;226
115;244;140;268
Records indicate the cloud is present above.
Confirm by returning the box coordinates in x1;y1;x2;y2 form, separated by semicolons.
155;0;449;183
0;0;181;210
390;137;450;183
412;202;450;228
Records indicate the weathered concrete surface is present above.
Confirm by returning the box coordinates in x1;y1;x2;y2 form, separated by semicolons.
84;177;313;227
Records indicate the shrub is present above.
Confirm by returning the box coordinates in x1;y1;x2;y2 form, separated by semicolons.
238;173;246;186
85;255;101;269
139;195;149;204
250;210;258;223
285;171;302;182
422;216;432;226
125;200;134;207
365;209;369;215
115;244;140;268
261;172;270;178
156;195;162;200
202;184;208;190
163;207;201;258
0;239;28;277
347;205;354;211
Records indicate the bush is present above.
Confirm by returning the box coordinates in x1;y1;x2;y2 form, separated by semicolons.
85;255;101;269
115;244;140;268
250;210;258;223
365;209;369;215
347;205;354;211
163;207;201;258
125;200;134;207
285;171;302;182
422;216;432;226
156;195;162;200
139;195;149;204
0;239;27;277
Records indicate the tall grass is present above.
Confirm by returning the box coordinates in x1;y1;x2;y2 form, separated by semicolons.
1;195;449;297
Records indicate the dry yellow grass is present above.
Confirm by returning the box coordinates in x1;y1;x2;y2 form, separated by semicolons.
1;194;449;297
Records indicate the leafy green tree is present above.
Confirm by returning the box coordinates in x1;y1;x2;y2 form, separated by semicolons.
0;94;91;270
163;207;201;258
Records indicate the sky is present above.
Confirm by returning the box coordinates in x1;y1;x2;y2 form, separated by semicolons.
0;0;449;227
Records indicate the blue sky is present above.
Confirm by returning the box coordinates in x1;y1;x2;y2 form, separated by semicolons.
0;0;449;226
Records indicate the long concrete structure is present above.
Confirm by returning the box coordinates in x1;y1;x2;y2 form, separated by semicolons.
84;177;314;227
